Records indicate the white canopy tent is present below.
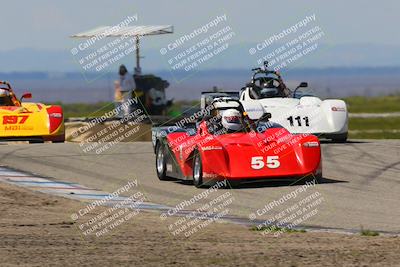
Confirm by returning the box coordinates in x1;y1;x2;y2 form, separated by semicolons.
71;25;174;74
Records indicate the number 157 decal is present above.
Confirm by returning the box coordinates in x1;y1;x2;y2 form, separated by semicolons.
2;115;29;125
251;156;280;169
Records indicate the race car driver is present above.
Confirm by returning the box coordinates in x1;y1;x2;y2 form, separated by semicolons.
220;109;244;133
259;79;289;98
0;88;13;106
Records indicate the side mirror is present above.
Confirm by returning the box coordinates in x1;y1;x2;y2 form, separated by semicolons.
293;82;308;98
21;92;32;101
299;82;308;88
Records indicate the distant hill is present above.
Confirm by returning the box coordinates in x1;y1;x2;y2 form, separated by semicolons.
1;67;399;103
1;42;400;103
1;43;400;72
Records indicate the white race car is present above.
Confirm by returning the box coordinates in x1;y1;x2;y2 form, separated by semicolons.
239;63;348;142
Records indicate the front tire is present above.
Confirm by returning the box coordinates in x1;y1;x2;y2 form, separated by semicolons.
192;151;204;188
156;143;168;181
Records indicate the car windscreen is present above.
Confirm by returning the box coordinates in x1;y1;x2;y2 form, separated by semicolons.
256;121;283;133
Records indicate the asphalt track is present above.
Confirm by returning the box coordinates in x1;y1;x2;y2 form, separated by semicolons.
0;140;399;233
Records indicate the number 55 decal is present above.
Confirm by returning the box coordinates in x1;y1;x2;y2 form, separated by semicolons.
251;156;280;169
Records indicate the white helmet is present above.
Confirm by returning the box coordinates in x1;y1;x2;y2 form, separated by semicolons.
221;109;242;132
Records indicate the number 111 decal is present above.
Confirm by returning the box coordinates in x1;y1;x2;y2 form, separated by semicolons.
287;116;310;127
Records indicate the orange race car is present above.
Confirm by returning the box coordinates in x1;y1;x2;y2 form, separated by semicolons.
0;81;65;143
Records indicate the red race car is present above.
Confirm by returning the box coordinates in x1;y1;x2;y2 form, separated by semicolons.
152;98;322;188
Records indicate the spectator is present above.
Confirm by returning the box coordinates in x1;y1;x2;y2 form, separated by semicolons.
147;85;166;115
113;81;124;118
119;65;136;117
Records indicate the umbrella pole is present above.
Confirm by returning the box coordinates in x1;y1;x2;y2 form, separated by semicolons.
135;36;141;75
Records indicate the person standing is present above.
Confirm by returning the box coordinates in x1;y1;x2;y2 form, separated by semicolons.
113;80;124;118
147;85;166;115
118;65;135;118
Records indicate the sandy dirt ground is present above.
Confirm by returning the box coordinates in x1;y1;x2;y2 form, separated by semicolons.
0;182;399;267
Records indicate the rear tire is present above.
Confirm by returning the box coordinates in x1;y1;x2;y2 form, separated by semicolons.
314;173;323;184
29;140;44;144
192;151;204;188
155;143;168;181
331;132;348;143
52;135;65;143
